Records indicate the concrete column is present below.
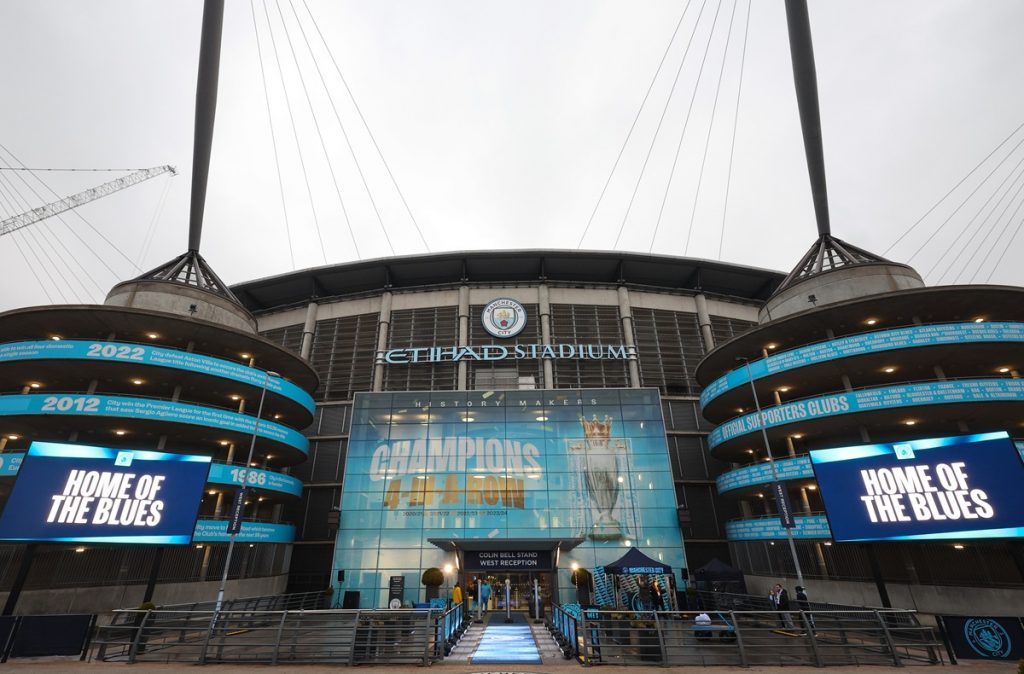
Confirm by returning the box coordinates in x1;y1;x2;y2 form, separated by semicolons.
300;301;319;361
933;364;947;380
457;286;471;390
695;293;715;353
739;500;753;518
372;291;393;392
784;436;797;458
841;374;854;392
0;437;7;452
799;487;812;514
618;286;641;388
538;285;553;389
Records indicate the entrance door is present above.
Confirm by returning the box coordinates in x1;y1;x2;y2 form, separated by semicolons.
492;572;551;611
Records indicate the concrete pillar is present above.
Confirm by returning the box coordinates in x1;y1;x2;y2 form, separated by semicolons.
300;301;319;361
618;286;641;388
933;364;947;380
372;292;393;392
799;487;812;514
739;500;753;518
538;284;553;389
0;437;7;453
785;436;797;458
841;374;854;392
695;293;715;353
457;286;471;390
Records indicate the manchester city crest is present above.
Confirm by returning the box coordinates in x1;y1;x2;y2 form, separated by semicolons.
481;298;527;339
964;618;1012;658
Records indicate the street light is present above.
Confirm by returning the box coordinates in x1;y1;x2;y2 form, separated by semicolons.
443;562;454;608
570;561;581;603
736;357;805;591
215;370;279;612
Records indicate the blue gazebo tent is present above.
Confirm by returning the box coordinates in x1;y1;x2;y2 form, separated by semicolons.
601;547;676;610
603;547;672;575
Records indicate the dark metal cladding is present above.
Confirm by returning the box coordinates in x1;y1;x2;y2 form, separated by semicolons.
785;0;831;237
188;0;225;252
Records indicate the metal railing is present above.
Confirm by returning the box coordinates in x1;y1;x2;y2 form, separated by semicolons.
152;590;325;613
433;602;468;657
549;606;943;667
549;604;579;658
91;606;452;665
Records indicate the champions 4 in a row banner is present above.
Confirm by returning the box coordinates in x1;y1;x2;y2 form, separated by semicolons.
810;432;1024;542
0;442;210;544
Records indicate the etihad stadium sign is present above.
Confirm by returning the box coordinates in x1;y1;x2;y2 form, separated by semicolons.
377;343;637;365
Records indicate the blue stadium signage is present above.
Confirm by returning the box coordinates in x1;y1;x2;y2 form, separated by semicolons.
0;393;309;454
0;442;210;544
0;340;314;414
709;379;1024;448
701;322;1024;409
378;343;637;365
810;432;1024;542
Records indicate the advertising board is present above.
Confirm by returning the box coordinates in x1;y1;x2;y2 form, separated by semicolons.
810;432;1024;542
0;442;210;544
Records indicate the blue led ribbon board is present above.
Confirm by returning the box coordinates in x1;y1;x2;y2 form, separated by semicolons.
0;441;211;544
810;432;1024;542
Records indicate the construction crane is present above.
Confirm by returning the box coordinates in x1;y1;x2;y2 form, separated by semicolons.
0;165;177;237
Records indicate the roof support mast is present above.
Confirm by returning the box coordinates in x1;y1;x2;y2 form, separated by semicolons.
188;0;225;253
785;0;831;237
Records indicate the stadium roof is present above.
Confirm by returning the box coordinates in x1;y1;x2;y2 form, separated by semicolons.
231;249;785;312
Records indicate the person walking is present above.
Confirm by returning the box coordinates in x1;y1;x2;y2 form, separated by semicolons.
771;583;795;629
480;579;492;614
795;585;815;635
468;576;478;612
452;582;463;612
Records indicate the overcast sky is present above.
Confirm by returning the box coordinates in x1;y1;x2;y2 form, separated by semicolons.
1;0;1023;311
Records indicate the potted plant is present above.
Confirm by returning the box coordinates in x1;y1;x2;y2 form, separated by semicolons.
422;567;444;601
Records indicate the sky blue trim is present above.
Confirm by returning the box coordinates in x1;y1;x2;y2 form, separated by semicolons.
28;441;211;463
193;519;295;543
207;463;303;497
0;534;192;544
0;339;314;415
717;455;814;493
725;515;832;541
810;431;1011;465
0;394;309;454
709;380;1024;449
701;322;1024;409
1;452;300;498
865;527;1024;542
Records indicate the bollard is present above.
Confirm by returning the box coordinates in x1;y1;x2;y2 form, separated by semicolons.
476;579;483;623
504;579;513;624
533;577;542;624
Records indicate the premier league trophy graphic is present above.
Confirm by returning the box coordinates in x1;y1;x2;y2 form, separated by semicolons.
576;414;624;540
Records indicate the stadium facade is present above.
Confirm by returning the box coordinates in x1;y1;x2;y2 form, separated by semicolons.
1;246;1022;617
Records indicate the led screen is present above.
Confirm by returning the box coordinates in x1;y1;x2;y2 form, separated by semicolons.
810;432;1024;542
0;442;211;544
334;388;685;607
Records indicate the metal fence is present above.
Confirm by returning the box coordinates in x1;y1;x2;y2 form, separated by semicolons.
92;604;465;665
153;590;326;612
550;606;943;667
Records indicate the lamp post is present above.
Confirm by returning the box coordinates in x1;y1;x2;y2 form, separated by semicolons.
737;357;805;590
215;369;279;612
443;562;453;608
570;561;580;604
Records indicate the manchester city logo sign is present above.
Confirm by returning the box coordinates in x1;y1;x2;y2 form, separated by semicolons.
964;618;1012;658
481;298;527;339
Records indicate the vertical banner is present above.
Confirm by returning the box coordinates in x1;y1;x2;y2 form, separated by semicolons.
773;481;796;529
226;488;247;535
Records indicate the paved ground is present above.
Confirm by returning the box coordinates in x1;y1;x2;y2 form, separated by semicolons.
2;658;1018;673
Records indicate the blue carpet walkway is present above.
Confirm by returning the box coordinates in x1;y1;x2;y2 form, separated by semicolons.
470;613;542;665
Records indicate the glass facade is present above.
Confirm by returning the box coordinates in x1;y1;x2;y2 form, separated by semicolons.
333;387;685;607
